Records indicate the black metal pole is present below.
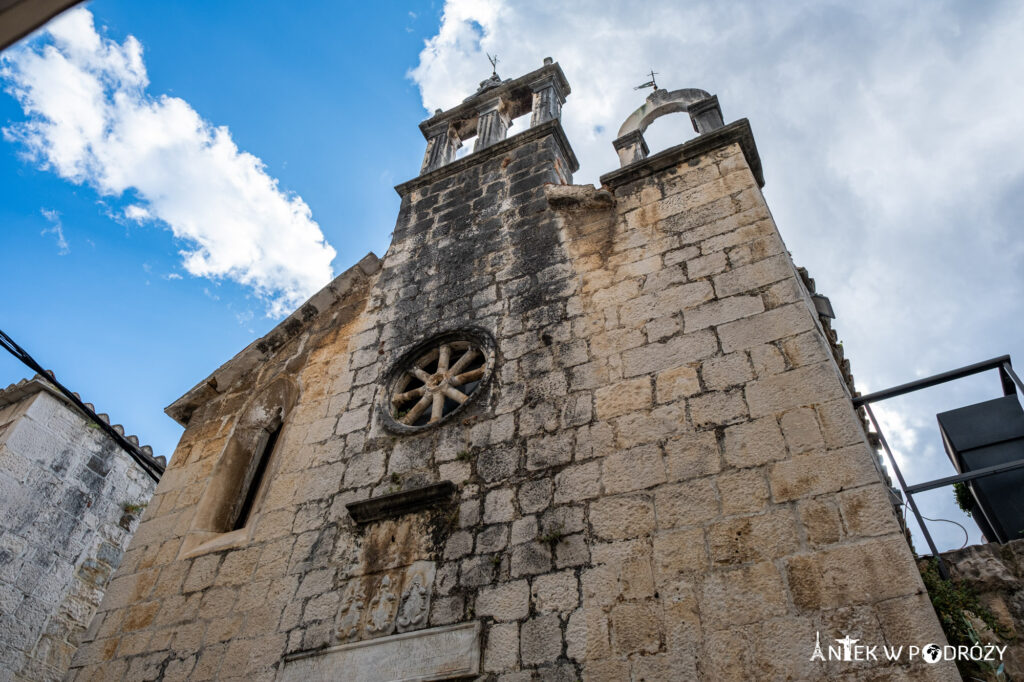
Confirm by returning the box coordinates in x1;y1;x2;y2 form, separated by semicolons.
863;403;949;580
904;457;1024;494
853;355;1011;407
0;328;162;482
1001;361;1024;397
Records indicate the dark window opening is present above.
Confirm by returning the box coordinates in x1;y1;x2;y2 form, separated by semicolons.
233;422;282;530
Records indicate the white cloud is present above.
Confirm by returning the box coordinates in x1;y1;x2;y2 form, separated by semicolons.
2;8;337;317
40;208;69;255
124;204;150;222
410;0;1024;552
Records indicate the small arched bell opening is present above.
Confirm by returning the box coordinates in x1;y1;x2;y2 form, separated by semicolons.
612;88;725;167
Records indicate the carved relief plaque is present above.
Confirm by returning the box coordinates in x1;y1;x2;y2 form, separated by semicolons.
338;562;437;644
336;581;366;641
363;573;400;638
397;561;436;633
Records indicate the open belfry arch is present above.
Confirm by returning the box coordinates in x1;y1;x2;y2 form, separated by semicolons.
68;60;956;681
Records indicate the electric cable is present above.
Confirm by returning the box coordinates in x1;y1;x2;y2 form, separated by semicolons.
0;327;163;482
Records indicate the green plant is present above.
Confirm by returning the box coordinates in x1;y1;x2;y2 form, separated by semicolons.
490;554;502;566
122;501;147;515
394;408;408;420
919;559;1008;646
86;421;101;430
953;482;974;517
456;450;473;462
539;526;565;546
390;472;402;485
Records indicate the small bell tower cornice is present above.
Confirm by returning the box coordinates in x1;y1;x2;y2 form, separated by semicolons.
417;58;571;175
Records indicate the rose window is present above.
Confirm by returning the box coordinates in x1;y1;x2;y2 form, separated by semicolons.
388;338;490;429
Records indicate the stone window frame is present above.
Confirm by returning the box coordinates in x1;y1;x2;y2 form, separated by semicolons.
379;328;496;435
178;375;298;559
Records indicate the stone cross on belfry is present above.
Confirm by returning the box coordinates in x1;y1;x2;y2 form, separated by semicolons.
486;53;499;77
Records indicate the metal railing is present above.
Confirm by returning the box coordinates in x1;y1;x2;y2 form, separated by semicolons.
853;355;1024;579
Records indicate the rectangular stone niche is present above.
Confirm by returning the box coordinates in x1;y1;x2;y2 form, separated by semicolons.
278;621;481;682
346;481;456;524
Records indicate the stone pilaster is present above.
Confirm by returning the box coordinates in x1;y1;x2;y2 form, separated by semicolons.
420;122;461;174
473;99;512;152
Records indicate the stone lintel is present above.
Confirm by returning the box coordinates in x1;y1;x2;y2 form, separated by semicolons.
395;118;580;198
164;252;381;426
599;118;764;190
346;481;457;524
280;621;481;681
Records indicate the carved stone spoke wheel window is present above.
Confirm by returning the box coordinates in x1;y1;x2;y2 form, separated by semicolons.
389;338;489;429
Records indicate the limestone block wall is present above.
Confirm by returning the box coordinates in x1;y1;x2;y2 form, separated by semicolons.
0;382;157;681
69;115;954;681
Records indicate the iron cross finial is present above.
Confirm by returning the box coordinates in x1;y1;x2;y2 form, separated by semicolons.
486;53;499;76
634;69;659;92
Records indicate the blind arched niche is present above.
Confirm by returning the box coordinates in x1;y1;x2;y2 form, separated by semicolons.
180;375;299;558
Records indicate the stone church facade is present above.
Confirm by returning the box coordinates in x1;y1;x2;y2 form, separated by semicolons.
67;61;955;680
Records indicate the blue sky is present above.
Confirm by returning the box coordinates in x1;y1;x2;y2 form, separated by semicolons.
0;1;442;455
2;0;1023;552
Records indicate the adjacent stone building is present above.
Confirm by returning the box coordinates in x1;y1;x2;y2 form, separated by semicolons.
68;61;958;680
0;376;161;681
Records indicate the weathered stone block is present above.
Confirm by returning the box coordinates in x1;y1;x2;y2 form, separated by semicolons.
698;562;787;629
778;407;824;454
798;497;842;547
745;362;847;418
485;622;519;673
525;432;573;471
768;445;878;502
621;330;717;378
510;542;551;578
654;365;700;403
687;251;728;279
712;254;793;298
554;534;589;569
553;461;601;504
785;536;923;611
723;417;786;468
520;614;563;666
653;527;707;585
689;391;749;429
602;444;665;494
701;352;754;391
654;478;719;529
594;378;652;420
717;468;769;515
717;303;815;353
483;489;516;524
532;571;579;614
664;431;721;481
476;524;509;554
475;580;530;622
839;485;898;538
510;516;537;546
612;403;689;448
590;495;655;540
610;601;661;655
816;399;868;449
707;510;799;565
